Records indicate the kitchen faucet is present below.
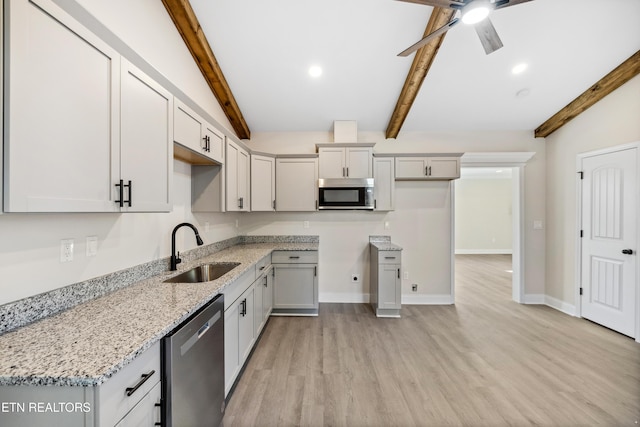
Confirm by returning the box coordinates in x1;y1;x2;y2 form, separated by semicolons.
170;223;204;271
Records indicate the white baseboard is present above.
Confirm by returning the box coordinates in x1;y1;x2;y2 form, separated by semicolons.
522;294;545;304
544;295;577;316
455;249;513;255
402;294;454;305
319;292;370;303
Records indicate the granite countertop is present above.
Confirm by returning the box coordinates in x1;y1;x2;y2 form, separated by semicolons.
369;235;402;251
0;241;317;387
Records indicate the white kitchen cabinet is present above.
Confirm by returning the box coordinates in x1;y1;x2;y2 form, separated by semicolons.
4;0;173;213
318;144;373;179
1;1;4;215
4;0;120;212
251;154;276;211
0;341;161;427
224;282;254;395
173;99;224;165
226;140;250;211
373;156;395;211
272;251;319;316
370;247;402;318
253;257;272;337
395;156;460;180
119;59;173;212
263;267;274;323
275;156;319;211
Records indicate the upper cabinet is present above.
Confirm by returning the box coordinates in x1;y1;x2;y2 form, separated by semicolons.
251;154;275;212
373;156;395;211
119;60;173;212
317;144;374;179
276;156;318;211
173;99;224;165
395;155;461;180
226;140;250;212
3;0;173;213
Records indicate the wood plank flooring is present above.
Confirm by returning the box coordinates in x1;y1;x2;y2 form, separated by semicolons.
223;255;640;426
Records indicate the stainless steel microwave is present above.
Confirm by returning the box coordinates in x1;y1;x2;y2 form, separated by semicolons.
318;178;374;210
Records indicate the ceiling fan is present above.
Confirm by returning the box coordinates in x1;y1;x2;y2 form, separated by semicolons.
397;0;533;57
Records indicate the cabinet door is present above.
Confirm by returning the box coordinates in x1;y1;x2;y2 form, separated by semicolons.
395;157;428;179
4;0;120;212
346;147;373;178
253;275;264;336
378;264;401;309
373;157;394;211
428;157;460;179
238;285;255;363
319;147;346;178
264;268;274;321
273;264;318;309
237;148;250;211
226;141;240;211
276;158;319;211
120;60;173;212
174;100;205;155
251;155;275;211
224;300;240;395
203;123;225;164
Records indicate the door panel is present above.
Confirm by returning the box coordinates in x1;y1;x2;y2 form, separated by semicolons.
581;148;637;337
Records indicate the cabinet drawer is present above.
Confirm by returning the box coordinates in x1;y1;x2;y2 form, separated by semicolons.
98;341;160;427
114;381;161;427
223;268;255;310
272;250;318;264
378;252;401;264
255;254;271;276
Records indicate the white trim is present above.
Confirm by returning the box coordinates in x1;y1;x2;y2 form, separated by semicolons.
450;181;456;305
402;294;454;305
461;152;535;165
458;153;531;305
455;249;513;255
575;142;640;342
545;295;577;317
319;292;369;303
522;294;545;304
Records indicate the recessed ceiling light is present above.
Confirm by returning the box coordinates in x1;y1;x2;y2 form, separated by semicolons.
512;63;528;75
461;1;491;25
308;65;322;78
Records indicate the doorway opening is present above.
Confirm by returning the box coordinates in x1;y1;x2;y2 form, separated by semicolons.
455;167;514;302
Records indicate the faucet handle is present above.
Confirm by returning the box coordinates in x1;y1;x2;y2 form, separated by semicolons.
176;251;182;265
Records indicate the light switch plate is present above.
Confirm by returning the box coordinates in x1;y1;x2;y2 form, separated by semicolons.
86;236;98;257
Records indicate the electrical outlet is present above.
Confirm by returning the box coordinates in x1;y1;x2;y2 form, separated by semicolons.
86;236;98;257
412;284;418;292
403;271;409;280
60;239;74;263
351;274;360;283
303;221;310;229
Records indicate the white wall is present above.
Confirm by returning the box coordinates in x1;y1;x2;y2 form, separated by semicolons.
0;0;240;305
455;177;513;254
245;130;546;301
545;75;640;307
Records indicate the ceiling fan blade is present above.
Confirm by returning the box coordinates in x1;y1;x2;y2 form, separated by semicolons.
398;17;460;57
474;17;503;55
395;0;466;10
493;0;534;10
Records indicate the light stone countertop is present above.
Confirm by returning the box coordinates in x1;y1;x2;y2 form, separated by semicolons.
370;241;403;251
0;242;317;387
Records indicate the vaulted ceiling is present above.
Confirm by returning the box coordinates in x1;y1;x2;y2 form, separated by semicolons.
166;0;640;140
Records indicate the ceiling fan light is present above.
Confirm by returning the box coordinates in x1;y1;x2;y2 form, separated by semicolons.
462;3;491;25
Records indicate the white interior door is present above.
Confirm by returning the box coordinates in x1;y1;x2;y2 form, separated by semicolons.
581;147;637;337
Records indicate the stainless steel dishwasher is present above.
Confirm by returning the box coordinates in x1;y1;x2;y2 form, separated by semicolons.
163;294;225;427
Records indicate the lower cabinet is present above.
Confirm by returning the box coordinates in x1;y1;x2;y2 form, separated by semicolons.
223;256;272;397
370;247;402;318
272;251;319;316
0;342;161;427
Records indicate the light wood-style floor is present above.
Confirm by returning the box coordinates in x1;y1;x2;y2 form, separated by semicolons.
223;255;640;426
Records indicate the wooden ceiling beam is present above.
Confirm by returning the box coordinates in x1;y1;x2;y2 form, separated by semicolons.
535;50;640;138
162;0;251;140
386;7;457;139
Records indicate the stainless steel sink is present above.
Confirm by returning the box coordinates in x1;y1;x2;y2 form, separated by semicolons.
164;262;240;283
